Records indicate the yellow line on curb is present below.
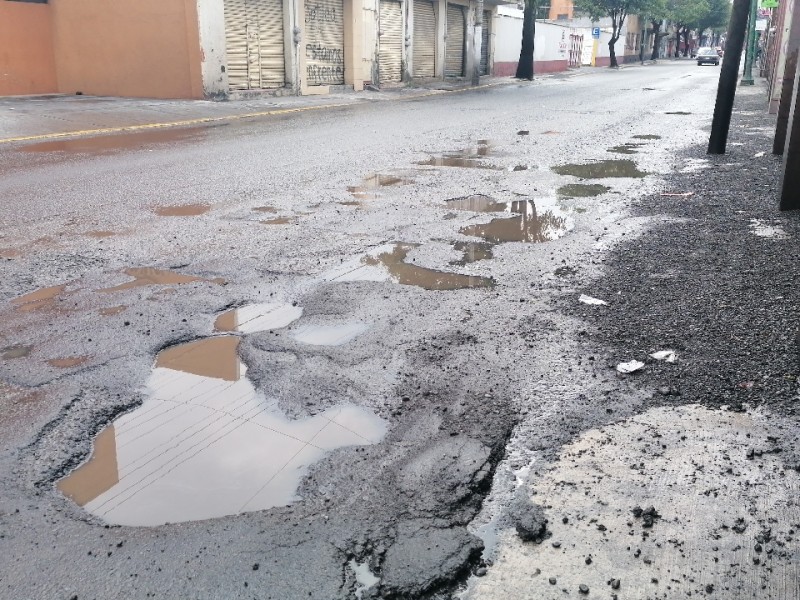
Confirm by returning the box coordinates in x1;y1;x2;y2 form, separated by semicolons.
0;81;509;146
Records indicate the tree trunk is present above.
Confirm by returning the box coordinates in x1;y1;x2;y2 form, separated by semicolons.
683;28;690;56
651;21;661;60
516;0;536;79
609;19;619;67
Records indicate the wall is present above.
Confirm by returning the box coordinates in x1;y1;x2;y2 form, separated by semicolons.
0;1;58;95
196;0;228;97
493;7;572;76
50;0;204;99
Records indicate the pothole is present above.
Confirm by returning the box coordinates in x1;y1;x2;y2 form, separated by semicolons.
56;336;387;526
12;284;68;312
348;174;413;200
99;268;225;293
152;204;211;217
214;303;303;333
557;184;611;198
22;127;208;155
2;344;33;359
460;200;572;244
552;160;648;179
632;134;661;140
446;195;509;213
451;241;494;265
47;356;90;369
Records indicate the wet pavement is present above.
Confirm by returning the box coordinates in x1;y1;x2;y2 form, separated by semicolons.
2;63;797;599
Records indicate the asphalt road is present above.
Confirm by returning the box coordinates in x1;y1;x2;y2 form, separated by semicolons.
3;61;791;600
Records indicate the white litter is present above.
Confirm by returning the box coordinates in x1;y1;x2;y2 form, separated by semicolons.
579;294;608;306
649;350;677;363
617;360;645;374
754;151;765;158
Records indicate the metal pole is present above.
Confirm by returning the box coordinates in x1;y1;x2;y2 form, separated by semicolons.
780;46;800;209
741;0;758;84
708;0;752;153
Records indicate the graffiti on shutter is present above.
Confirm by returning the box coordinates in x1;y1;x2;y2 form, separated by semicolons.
445;4;465;77
413;0;436;78
379;0;403;83
305;0;345;85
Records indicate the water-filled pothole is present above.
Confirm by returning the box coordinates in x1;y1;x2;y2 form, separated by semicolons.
2;344;33;359
451;241;494;265
22;127;208;155
416;156;502;169
552;159;648;179
607;143;643;155
214;303;303;333
348;174;413;200
99;268;225;293
57;336;387;526
153;204;211;217
460;200;571;244
557;183;611;198
48;356;90;368
253;206;278;213
632;134;661;140
446;195;509;213
260;217;293;225
12;284;68;312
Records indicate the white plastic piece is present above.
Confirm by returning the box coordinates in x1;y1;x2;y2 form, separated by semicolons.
617;360;645;374
579;294;608;306
649;350;677;363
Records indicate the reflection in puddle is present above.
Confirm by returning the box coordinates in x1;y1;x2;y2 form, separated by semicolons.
23;127;207;155
557;183;611;198
48;356;90;368
2;344;33;359
99;268;225;293
460;200;571;244
57;336;387;526
260;217;293;225
451;241;494;265
291;322;370;346
348;174;413;200
12;284;67;312
446;194;508;213
632;134;661;140
552;159;648;179
153;204;211;217
99;305;127;316
214;303;303;333
364;244;495;290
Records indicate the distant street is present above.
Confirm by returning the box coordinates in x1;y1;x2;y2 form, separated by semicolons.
4;61;796;600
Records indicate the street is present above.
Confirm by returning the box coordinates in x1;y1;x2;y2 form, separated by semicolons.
1;61;799;599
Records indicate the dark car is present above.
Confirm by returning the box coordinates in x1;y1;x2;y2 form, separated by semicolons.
697;47;720;66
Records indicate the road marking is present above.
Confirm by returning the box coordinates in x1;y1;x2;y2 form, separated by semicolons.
0;81;509;146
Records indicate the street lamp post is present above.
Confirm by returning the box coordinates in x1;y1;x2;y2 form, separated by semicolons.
741;0;758;85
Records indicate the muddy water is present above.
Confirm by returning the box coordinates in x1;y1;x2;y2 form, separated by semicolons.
57;336;387;526
291;322;370;346
253;206;279;213
552;159;648;179
99;268;225;293
153;204;211;217
451;241;494;265
12;284;67;312
22;127;207;155
348;174;413;200
446;195;508;213
557;184;611;198
48;356;90;368
607;143;643;155
260;217;293;225
214;303;303;333
2;345;33;359
460;200;570;244
365;244;495;290
416;142;503;169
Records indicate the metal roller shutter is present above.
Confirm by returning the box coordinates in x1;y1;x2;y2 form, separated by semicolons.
379;0;403;83
224;0;285;90
445;4;465;77
413;0;436;78
305;0;345;85
480;10;490;75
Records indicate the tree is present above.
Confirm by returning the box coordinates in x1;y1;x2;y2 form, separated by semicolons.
668;0;709;56
516;0;537;79
574;0;652;67
696;0;730;44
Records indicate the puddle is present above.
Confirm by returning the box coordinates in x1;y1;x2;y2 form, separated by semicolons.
153;204;211;217
364;244;495;290
451;241;494;265
665;111;692;115
607;143;643;155
557;183;610;198
460;200;571;244
541;130;562;135
260;217;293;225
347;174;413;200
446;195;508;213
99;268;225;293
48;356;90;368
339;201;361;207
416;156;501;170
552;159;648;179
57;336;387;526
86;231;117;238
2;344;33;359
253;206;278;213
517;130;529;136
214;303;303;333
99;305;127;316
290;322;370;346
23;127;207;155
750;219;789;239
632;134;661;140
512;165;530;171
12;284;68;312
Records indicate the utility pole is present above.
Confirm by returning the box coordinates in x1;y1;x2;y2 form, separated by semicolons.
707;0;752;153
741;0;758;85
472;0;484;85
780;38;800;209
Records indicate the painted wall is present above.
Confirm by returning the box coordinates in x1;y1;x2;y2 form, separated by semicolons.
0;2;58;96
197;0;228;97
493;7;573;75
50;0;204;99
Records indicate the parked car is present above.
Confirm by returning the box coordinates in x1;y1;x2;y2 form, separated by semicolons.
697;47;720;66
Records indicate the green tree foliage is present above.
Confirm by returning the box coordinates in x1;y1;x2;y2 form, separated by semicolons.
574;0;653;66
696;0;730;35
668;0;710;56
